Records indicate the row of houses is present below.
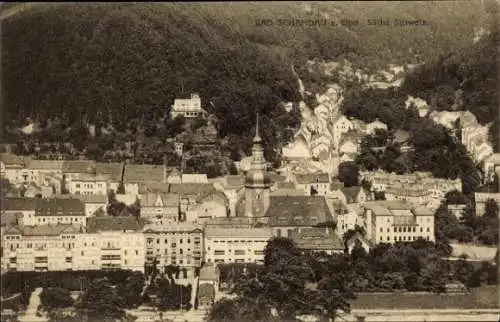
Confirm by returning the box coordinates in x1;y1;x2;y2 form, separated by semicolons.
360;170;462;211
1;197;437;275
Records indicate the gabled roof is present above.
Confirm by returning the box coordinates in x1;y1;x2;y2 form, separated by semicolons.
0;153;28;166
141;192;179;207
138;182;171;194
62;160;96;174
86;217;145;233
123;164;164;183
95;162;124;182
266;196;333;227
26;160;64;171
1;197;85;216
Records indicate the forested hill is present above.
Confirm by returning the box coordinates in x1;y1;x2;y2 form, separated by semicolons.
1;2;494;164
401;29;499;150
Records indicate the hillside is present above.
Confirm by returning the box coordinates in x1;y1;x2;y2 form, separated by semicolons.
401;29;499;150
1;2;494;167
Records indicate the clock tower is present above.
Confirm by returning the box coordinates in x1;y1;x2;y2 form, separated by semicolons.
244;113;271;217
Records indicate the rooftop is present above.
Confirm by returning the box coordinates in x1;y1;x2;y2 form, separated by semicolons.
266;196;333;227
0;153;28;166
86;217;145;233
1;197;85;216
26;160;64;171
205;227;273;238
168;183;216;196
143;222;202;233
291;227;344;251
95;162;124;182
123;164;164;183
295;173;330;184
62;160;96;174
140;192;179;207
5;223;83;236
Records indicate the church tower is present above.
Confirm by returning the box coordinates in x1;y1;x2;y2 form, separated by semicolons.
244;113;271;217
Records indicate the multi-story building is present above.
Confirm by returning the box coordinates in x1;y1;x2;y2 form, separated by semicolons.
294;173;331;196
185;190;229;224
143;223;203;277
25;160;64;187
204;227;273;265
360;200;435;245
360;170;462;203
170;93;208;119
69;173;110;196
1;197;86;227
365;119;388;135
474;192;500;216
122;164;166;196
140;192;180;224
84;217;146;272
3;224;83;272
0;153;29;184
61;160;97;191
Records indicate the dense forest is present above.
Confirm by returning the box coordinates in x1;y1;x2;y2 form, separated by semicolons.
1;2;494;167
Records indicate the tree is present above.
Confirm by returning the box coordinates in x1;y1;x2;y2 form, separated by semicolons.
75;278;127;322
40;287;74;310
484;199;499;218
338;162;360;187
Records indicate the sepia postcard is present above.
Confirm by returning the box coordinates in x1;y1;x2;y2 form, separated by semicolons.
0;2;499;322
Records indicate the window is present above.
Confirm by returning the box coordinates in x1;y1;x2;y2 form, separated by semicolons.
387;236;390;241
214;250;225;255
427;227;430;232
413;227;416;232
187;239;191;243
124;250;128;255
81;251;84;256
394;227;397;232
387;228;390;232
420;227;423;233
179;249;183;255
380;236;383;241
403;227;406;232
180;239;183;244
380;228;383;232
135;250;138;255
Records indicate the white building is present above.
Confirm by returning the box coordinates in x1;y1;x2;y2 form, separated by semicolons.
69;173;110;196
3;224;84;272
361;200;435;245
204;227;273;265
0;153;29;184
83;217;146;272
170;93;207;119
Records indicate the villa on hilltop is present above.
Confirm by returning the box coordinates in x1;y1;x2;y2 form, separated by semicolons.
170;93;208;119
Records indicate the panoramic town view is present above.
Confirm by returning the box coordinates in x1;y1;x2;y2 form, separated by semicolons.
0;2;499;322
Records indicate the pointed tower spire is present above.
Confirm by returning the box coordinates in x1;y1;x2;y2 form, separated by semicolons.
253;112;262;143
